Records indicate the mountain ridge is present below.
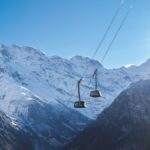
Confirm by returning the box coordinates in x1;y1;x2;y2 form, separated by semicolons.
0;44;150;149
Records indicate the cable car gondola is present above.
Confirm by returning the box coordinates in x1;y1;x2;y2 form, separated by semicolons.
90;69;102;98
74;78;87;108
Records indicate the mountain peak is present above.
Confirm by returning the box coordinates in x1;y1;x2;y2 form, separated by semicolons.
70;55;103;68
0;44;7;50
11;44;21;49
141;58;150;66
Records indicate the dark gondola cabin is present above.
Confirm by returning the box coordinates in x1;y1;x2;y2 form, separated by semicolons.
90;90;102;97
74;101;87;108
90;69;102;98
74;78;87;108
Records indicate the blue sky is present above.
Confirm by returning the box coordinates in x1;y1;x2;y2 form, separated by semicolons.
0;0;150;68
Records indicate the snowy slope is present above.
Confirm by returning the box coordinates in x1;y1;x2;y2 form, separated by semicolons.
0;44;150;148
0;44;150;119
0;109;35;150
0;44;91;148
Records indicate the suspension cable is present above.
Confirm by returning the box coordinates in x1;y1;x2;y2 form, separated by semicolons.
51;0;131;142
91;1;125;59
61;1;134;142
101;7;131;64
81;0;125;78
82;5;132;98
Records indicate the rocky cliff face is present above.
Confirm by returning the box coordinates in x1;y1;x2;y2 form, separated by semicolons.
64;80;150;150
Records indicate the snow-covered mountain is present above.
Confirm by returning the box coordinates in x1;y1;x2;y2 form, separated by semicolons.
0;44;150;149
0;109;34;150
64;79;150;150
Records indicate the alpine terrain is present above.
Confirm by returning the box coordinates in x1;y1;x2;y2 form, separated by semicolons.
0;44;149;149
64;80;150;150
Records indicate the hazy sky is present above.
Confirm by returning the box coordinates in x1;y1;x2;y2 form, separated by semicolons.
0;0;150;68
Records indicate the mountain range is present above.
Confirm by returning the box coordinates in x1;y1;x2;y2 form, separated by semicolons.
0;44;150;149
